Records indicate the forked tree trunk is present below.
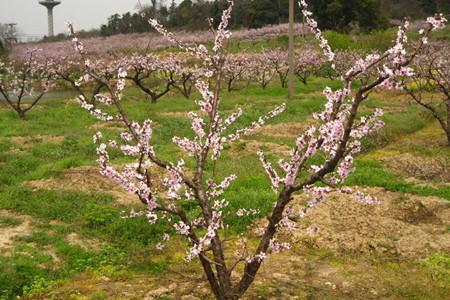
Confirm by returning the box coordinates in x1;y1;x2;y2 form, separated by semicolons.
227;78;234;92
18;109;26;120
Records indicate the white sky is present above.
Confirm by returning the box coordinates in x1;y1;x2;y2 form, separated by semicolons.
0;0;176;38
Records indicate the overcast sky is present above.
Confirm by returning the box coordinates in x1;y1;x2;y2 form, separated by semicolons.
0;0;167;39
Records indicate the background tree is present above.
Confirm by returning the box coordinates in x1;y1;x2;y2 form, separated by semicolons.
403;43;450;145
94;0;450;36
309;0;388;31
0;50;53;119
380;0;450;19
0;23;19;54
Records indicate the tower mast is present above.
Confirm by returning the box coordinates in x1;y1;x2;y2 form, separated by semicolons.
39;0;61;37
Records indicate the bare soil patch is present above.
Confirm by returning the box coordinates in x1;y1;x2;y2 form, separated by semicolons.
290;188;450;258
8;135;64;149
0;210;33;250
364;122;450;182
26;166;169;205
156;111;189;118
42;245;61;265
156;110;205;118
395;121;449;147
231;140;292;156
383;153;450;182
0;211;64;264
66;232;101;250
90;121;126;131
254;122;311;138
26;166;137;205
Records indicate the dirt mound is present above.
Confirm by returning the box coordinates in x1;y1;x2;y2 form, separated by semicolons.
90;121;126;131
254;122;310;138
292;188;450;258
156;110;205;118
27;167;138;205
383;153;450;182
26;166;169;206
66;232;101;250
231;140;292;156
0;210;33;250
9;135;64;148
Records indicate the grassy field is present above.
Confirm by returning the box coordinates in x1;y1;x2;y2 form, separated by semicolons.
0;77;449;299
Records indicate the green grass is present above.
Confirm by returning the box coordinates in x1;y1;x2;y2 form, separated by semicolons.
347;159;450;200
0;187;112;222
0;215;22;228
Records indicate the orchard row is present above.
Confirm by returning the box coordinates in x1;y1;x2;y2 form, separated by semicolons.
12;22;307;62
1;41;449;146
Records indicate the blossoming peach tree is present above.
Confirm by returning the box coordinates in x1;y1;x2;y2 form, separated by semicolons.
402;40;450;145
67;1;445;299
51;56;117;106
119;53;177;103
0;49;53;119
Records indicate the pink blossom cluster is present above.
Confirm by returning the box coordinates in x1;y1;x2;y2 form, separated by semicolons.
269;238;292;254
236;208;260;217
299;0;335;65
246;252;267;264
426;14;448;31
294;46;326;84
213;0;234;53
246;53;276;89
69;0;286;269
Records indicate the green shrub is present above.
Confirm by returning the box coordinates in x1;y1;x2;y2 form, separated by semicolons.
22;277;57;298
84;204;117;228
324;28;397;51
71;246;125;272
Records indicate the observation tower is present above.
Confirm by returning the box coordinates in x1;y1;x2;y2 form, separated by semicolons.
39;0;61;37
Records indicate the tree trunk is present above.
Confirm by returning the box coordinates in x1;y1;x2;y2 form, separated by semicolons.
18;110;26;120
228;78;233;92
232;188;293;297
447;101;450;146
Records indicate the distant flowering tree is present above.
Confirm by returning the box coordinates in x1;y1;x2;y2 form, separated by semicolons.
317;49;363;80
169;53;199;98
294;46;324;85
67;0;445;299
120;53;177;103
223;54;250;91
0;49;53;119
333;50;364;78
51;57;116;105
248;53;276;89
263;49;289;88
403;40;450;145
